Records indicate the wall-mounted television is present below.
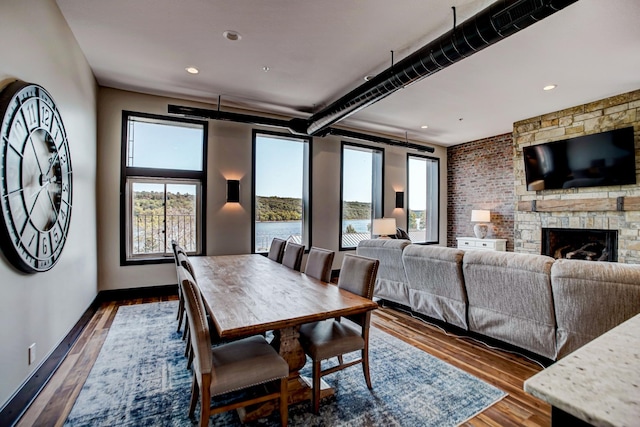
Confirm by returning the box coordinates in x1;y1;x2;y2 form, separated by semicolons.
523;126;637;191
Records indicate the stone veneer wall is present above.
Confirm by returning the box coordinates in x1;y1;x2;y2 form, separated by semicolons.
447;133;515;250
513;89;640;263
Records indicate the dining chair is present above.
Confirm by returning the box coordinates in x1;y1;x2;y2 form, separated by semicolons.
267;238;287;263
282;242;305;271
298;253;379;414
304;247;335;282
172;240;188;333
178;266;289;426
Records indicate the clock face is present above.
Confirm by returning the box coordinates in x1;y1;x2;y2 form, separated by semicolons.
0;81;73;273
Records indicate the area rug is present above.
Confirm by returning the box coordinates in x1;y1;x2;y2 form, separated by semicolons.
64;301;506;426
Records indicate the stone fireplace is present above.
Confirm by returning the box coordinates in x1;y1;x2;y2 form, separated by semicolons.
541;228;617;262
511;89;640;264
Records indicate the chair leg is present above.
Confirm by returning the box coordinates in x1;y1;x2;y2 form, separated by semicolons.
362;347;372;389
176;297;184;326
312;360;322;414
279;377;288;426
182;319;189;340
200;384;211;427
187;343;194;369
188;375;199;418
337;355;344;365
185;332;191;357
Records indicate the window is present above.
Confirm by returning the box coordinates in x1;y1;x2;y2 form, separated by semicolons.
407;154;439;243
340;142;384;250
252;131;311;254
121;112;207;264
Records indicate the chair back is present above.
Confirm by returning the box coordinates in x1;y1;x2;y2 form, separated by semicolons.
337;254;379;299
267;238;287;263
177;252;196;279
304;247;335;282
172;240;186;265
282;242;305;271
338;254;379;328
178;266;213;377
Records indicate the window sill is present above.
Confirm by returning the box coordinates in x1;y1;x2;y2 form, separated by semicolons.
121;257;175;267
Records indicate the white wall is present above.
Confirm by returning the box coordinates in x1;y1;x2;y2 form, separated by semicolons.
0;0;98;408
97;87;448;290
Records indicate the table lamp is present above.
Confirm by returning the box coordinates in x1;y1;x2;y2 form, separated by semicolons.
372;218;397;239
471;210;490;239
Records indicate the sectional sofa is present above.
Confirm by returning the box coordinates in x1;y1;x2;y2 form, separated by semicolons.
356;239;640;360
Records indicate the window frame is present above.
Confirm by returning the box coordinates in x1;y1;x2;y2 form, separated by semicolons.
251;129;312;254
339;141;385;251
406;152;440;245
119;111;207;265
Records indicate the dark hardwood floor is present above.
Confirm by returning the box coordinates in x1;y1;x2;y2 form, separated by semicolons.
16;296;550;426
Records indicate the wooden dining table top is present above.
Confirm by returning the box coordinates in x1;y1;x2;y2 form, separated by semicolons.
190;254;378;339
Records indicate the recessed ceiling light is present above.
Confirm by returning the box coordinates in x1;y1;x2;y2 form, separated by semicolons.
262;66;270;72
420;125;429;129
223;30;242;41
543;84;557;91
364;75;374;82
185;67;199;74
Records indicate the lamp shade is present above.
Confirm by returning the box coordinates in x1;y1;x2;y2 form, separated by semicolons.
471;210;490;223
372;218;397;236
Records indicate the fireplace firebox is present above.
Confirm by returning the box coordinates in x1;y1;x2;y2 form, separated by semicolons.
541;228;617;262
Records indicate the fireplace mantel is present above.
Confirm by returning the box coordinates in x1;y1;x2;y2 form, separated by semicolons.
517;196;640;213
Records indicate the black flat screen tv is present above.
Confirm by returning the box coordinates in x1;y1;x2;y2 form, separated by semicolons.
523;126;637;191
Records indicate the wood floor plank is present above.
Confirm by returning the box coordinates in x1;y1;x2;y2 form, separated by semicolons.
16;295;551;426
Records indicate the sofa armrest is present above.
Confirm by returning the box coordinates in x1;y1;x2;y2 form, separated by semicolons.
551;259;640;358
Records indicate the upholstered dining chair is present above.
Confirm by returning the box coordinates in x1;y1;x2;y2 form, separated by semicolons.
176;251;198;365
177;266;289;426
172;240;188;333
298;254;379;414
267;238;287;263
282;242;305;271
304;247;335;282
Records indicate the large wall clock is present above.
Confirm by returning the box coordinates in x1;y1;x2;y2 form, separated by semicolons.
0;81;73;273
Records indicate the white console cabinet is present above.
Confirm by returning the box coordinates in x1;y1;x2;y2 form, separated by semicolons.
456;237;507;251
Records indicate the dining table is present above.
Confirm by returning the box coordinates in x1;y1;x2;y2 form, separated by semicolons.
189;253;379;421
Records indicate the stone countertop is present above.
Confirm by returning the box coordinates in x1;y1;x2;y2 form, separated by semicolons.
524;313;640;427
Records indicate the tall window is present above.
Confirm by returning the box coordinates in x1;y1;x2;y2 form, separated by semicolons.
340;142;384;250
252;131;311;253
121;112;206;264
407;154;439;243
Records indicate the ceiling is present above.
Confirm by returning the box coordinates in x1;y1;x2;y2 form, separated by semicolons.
56;0;640;147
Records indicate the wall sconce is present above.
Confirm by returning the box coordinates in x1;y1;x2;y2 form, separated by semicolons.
471;209;491;239
226;180;240;203
395;191;404;209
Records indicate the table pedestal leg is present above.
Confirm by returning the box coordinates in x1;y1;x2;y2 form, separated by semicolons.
237;326;335;422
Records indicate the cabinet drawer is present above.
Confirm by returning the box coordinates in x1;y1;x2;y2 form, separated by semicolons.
475;240;496;250
458;239;475;248
456;237;507;251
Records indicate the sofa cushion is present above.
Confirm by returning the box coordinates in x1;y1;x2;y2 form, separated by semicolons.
463;251;557;360
551;258;640;359
403;245;468;329
356;239;411;306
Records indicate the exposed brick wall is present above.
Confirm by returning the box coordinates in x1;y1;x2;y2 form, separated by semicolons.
447;134;515;250
514;89;640;263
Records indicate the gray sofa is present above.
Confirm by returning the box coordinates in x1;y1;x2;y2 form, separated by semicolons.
356;239;411;306
357;239;640;360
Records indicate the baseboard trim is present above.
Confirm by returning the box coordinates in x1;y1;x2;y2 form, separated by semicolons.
0;298;100;427
96;284;178;302
0;284;178;426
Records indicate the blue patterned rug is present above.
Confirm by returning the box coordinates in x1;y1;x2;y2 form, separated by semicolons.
64;302;506;426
